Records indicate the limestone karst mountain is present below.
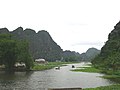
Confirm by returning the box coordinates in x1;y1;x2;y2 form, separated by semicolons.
80;48;100;61
0;27;62;61
92;21;120;70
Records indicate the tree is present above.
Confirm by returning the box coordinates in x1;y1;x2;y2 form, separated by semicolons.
0;34;34;71
16;40;34;69
105;52;120;71
0;34;17;70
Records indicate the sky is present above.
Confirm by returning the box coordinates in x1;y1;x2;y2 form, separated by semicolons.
0;0;120;53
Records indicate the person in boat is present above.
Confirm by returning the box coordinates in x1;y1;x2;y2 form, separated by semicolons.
55;65;60;70
72;65;75;68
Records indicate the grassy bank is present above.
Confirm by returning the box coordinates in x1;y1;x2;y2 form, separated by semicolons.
71;66;102;73
71;63;120;90
32;62;73;71
71;64;120;84
83;84;120;90
71;63;102;73
72;64;119;76
101;75;120;84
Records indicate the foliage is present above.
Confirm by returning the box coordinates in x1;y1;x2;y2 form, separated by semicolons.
16;41;34;69
0;34;17;70
102;75;120;79
91;21;120;74
92;40;120;72
105;52;120;71
0;34;33;71
0;27;63;61
12;28;63;61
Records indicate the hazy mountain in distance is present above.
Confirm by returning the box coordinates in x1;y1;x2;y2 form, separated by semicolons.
62;50;81;62
0;27;101;62
80;48;100;61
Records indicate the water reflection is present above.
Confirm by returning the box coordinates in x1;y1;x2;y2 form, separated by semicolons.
0;63;118;90
0;71;33;80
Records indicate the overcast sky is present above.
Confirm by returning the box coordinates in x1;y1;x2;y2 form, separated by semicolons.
0;0;120;53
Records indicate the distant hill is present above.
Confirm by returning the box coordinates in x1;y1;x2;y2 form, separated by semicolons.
0;27;101;62
62;48;100;62
80;48;100;61
0;27;62;61
62;50;81;62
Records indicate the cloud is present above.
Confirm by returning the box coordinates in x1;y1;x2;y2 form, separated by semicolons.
72;41;104;46
68;23;88;26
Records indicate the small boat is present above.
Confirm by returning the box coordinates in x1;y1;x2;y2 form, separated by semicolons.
55;66;60;70
72;65;75;68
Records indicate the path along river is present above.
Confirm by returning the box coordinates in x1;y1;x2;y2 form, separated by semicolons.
0;62;117;90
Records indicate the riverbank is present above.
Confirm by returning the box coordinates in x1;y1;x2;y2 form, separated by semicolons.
0;62;116;89
83;84;120;90
71;63;120;89
71;63;120;81
32;62;75;71
71;66;102;73
0;62;76;72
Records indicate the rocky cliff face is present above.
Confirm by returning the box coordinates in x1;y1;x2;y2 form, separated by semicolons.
92;21;120;70
0;28;9;34
108;21;120;40
100;21;120;58
0;27;63;61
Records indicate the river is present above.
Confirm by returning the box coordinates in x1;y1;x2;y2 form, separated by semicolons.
0;62;117;90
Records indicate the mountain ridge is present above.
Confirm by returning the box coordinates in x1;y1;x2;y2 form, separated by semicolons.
0;27;62;61
80;47;100;61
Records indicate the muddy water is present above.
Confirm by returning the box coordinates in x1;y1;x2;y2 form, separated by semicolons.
0;63;116;90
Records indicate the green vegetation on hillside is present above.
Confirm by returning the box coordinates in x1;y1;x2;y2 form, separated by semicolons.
91;21;120;76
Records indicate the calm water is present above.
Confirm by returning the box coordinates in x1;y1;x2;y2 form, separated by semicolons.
0;63;117;90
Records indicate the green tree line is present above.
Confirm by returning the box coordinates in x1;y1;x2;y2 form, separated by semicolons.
0;34;34;71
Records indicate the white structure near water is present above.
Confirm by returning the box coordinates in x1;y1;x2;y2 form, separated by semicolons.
35;59;46;64
15;62;26;67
